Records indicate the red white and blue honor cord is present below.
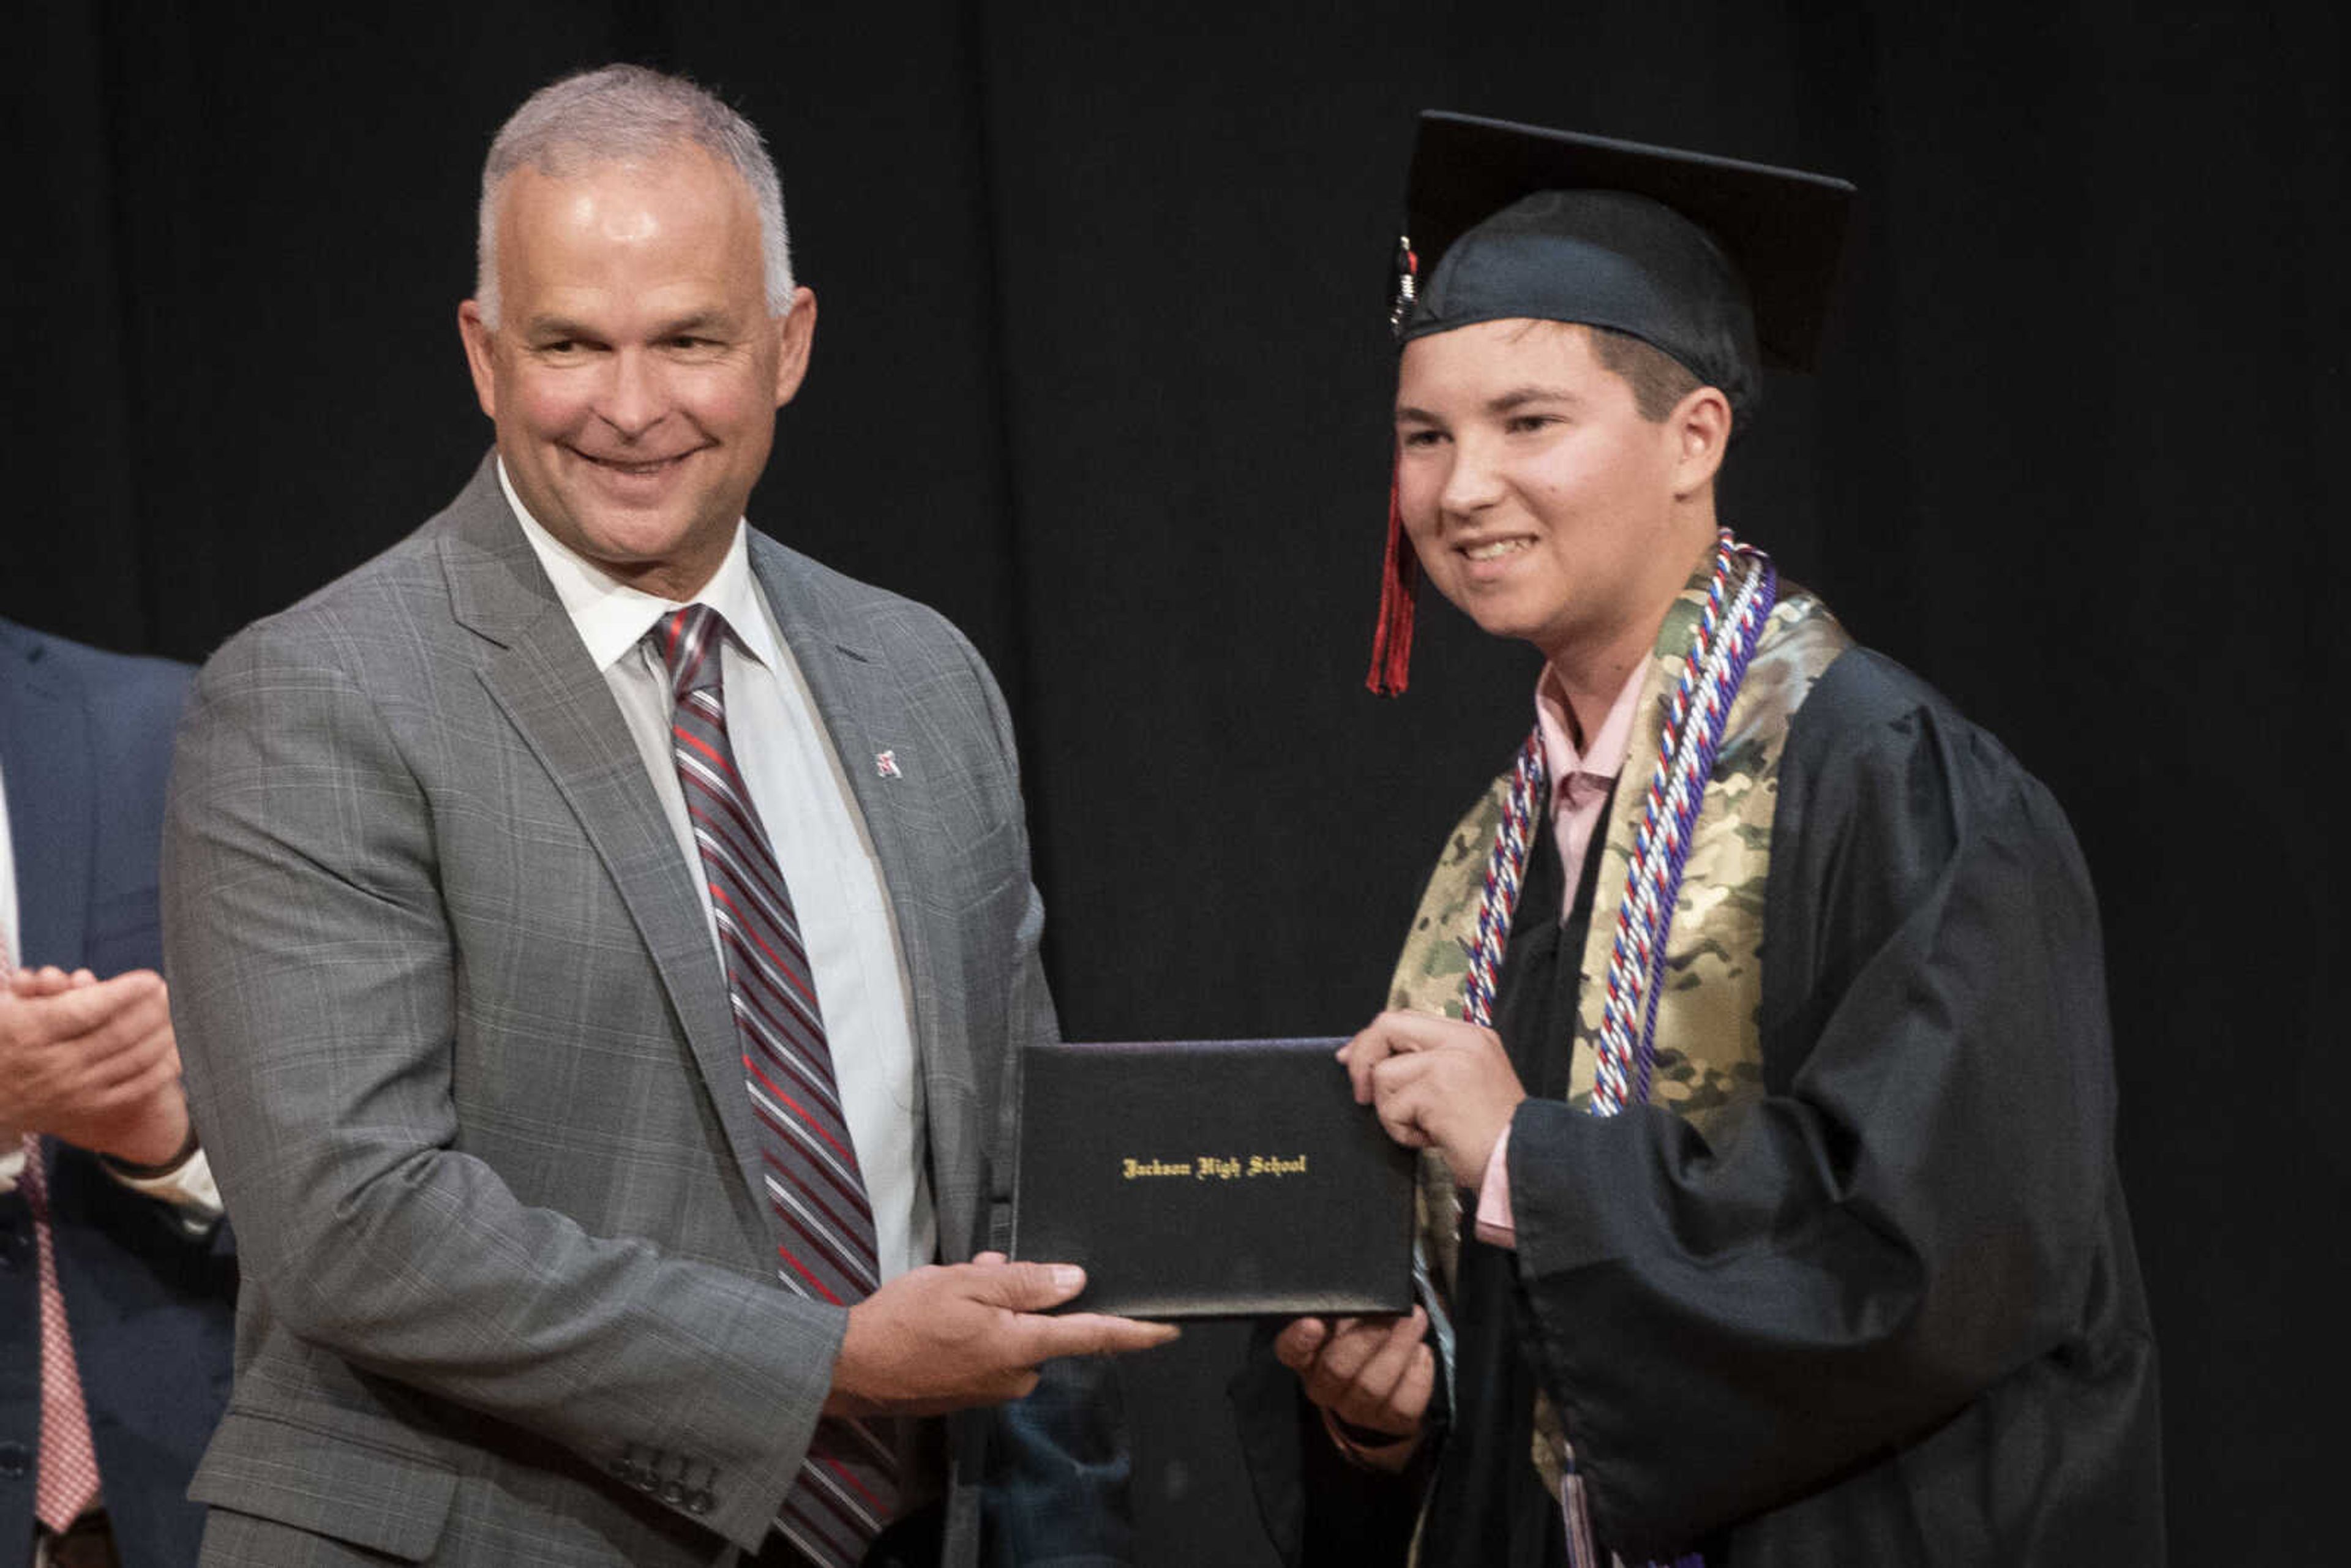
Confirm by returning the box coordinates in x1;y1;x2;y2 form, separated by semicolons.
1458;528;1774;1095
1595;531;1777;1112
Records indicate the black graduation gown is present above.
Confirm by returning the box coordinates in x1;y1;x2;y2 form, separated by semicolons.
1235;646;2164;1567
1413;772;1605;1568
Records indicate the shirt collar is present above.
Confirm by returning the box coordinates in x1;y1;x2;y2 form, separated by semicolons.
1534;658;1646;793
497;457;781;675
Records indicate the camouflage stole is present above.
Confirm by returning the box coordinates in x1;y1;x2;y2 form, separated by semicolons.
1387;565;1849;1562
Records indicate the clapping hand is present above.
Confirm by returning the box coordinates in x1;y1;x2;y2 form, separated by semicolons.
1;966;191;1166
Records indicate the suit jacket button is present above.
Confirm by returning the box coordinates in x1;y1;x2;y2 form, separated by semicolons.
0;1229;28;1269
686;1489;713;1516
661;1479;685;1504
0;1442;29;1477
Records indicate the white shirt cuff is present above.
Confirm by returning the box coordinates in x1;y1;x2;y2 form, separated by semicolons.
0;1139;223;1224
111;1145;225;1221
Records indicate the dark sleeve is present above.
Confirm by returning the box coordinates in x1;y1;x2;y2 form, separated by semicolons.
1502;650;2121;1559
1226;1319;1430;1568
49;638;189;977
950;623;1144;1568
75;649;225;1244
982;1356;1138;1568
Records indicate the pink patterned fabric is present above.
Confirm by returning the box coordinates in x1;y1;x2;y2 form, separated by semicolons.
1532;661;1646;916
18;1132;102;1531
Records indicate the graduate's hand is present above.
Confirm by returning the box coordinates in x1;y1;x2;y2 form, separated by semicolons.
1340;1010;1525;1185
1273;1309;1433;1471
823;1251;1179;1418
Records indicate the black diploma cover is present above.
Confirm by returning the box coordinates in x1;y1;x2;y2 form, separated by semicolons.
1010;1038;1416;1318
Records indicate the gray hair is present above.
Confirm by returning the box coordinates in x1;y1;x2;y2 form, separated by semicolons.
474;64;793;327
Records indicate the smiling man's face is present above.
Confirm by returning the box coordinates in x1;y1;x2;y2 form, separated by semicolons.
459;143;813;601
1393;318;1709;672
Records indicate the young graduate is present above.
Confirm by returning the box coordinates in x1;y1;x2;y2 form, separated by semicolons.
1237;113;2164;1567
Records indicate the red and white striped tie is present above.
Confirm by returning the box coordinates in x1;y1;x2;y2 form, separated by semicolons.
18;1132;103;1532
650;606;897;1566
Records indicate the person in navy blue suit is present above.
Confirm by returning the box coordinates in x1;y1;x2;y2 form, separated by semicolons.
1;617;234;1568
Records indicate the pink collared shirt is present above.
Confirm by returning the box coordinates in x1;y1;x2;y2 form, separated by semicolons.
1474;660;1646;1248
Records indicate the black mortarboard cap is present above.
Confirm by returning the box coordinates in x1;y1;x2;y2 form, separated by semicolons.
1367;113;1854;694
1393;111;1854;407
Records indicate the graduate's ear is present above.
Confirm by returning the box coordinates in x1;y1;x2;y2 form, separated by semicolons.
1669;385;1732;498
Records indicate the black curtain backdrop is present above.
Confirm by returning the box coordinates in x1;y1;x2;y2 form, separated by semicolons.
5;3;2340;1562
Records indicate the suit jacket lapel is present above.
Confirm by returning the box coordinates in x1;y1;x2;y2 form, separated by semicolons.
434;460;774;1262
0;625;94;969
748;536;983;1261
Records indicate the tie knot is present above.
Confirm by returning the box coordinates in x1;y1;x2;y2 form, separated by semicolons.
650;604;730;698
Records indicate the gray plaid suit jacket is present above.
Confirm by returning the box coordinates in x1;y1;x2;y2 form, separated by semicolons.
162;457;1125;1566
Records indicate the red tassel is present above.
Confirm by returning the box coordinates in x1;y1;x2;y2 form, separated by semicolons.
1365;465;1418;696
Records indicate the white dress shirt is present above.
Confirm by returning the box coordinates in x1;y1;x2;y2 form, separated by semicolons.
500;462;936;1283
0;756;222;1215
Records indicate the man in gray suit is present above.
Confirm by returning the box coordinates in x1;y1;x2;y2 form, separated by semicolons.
162;65;1173;1568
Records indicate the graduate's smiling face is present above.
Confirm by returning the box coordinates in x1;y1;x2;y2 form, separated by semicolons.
459;146;815;602
1393;319;1724;670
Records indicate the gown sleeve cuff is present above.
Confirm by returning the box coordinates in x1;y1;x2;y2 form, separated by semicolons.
1318;1406;1424;1471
